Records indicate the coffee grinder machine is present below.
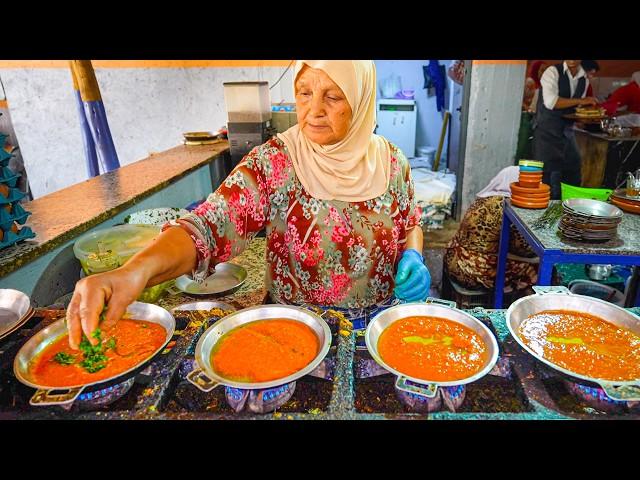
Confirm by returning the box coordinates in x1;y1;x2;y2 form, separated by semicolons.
223;81;276;173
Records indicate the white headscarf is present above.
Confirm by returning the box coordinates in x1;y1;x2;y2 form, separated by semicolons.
277;60;391;202
632;71;640;86
476;166;520;198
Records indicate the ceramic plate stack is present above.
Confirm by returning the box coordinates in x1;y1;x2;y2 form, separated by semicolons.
558;198;623;242
510;160;550;209
609;189;640;215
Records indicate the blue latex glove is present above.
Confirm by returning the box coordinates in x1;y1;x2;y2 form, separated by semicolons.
394;249;431;302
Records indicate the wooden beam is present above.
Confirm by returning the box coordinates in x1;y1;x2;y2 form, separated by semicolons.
433;111;451;172
70;60;120;172
69;62;100;177
70;60;102;102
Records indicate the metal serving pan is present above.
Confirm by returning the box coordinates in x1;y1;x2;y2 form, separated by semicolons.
365;299;499;399
0;289;34;342
13;302;175;406
562;198;623;219
187;304;331;392
506;286;640;401
173;262;247;296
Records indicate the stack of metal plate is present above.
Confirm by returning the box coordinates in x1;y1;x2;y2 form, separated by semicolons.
0;289;33;341
558;198;623;242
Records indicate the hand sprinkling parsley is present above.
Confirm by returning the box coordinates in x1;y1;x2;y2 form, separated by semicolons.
58;308;127;373
78;328;108;373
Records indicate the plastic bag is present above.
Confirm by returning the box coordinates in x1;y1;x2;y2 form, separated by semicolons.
380;73;401;99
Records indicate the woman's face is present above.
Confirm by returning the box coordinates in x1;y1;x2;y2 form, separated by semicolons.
295;65;353;145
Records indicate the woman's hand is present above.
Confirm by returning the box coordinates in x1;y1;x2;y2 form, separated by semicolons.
393;249;431;302
66;265;150;349
66;226;198;349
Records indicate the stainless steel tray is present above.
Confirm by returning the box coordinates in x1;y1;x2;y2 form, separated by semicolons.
13;301;175;406
186;304;331;391
562;198;623;219
365;299;499;399
506;288;640;401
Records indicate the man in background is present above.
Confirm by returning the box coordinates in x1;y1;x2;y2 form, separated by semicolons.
532;60;598;199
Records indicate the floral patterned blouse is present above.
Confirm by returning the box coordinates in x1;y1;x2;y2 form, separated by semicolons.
170;137;422;309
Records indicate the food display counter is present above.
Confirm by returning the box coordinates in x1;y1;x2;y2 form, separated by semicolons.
1;237;638;420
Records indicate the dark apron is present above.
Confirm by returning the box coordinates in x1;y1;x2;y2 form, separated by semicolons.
532;65;585;200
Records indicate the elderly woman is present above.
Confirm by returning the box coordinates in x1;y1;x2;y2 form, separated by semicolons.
67;60;431;348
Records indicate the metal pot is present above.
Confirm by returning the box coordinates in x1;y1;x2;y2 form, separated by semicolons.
186;304;331;392
586;264;613;281
364;298;499;399
13;302;175;406
506;286;640;401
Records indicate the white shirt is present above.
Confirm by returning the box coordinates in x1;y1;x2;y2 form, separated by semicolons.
539;62;589;110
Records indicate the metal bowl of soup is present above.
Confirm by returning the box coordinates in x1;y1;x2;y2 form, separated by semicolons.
365;299;499;399
506;286;640;401
187;304;331;392
13;302;175;406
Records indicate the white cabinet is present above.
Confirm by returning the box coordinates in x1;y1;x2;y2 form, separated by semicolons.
376;99;417;158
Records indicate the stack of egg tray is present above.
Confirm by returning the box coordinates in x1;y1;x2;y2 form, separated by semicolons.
0;133;34;249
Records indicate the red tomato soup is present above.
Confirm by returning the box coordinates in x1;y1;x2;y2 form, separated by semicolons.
211;319;319;383
519;310;640;381
30;319;166;387
378;316;488;382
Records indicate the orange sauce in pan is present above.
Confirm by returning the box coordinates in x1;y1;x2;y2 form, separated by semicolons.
378;316;488;382
211;319;319;383
518;310;640;381
30;319;167;387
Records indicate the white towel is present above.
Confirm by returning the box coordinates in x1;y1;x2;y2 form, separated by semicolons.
476;166;520;199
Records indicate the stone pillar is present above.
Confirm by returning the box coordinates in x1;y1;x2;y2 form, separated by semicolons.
459;60;526;214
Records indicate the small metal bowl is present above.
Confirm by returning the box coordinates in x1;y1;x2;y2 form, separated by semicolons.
173;263;247;296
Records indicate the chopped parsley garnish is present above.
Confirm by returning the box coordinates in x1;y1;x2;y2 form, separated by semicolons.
78;328;108;373
53;352;76;365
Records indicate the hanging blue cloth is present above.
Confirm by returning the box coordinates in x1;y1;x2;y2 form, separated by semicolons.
425;60;446;112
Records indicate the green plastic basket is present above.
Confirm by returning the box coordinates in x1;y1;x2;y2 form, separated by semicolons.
561;183;612;202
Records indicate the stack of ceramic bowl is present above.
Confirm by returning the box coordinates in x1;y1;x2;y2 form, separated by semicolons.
609;188;640;215
558;198;623;242
0;134;34;250
510;160;550;209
